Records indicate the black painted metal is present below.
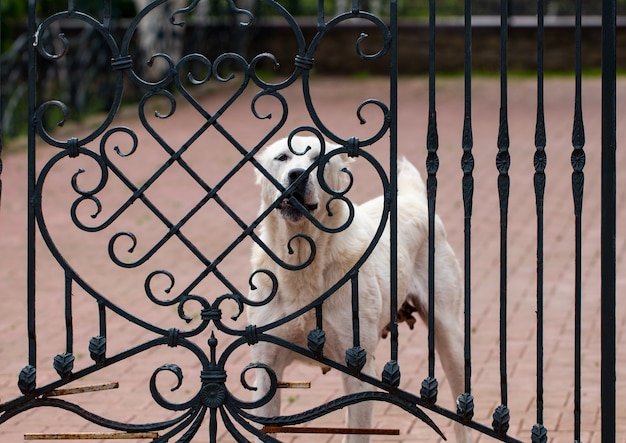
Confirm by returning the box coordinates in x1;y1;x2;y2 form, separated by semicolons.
493;0;511;436
387;0;400;369
27;0;38;374
0;1;619;442
572;2;586;442
421;0;440;407
457;0;475;423
532;1;547;442
601;0;617;442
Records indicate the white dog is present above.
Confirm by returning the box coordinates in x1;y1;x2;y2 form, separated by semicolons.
246;136;471;443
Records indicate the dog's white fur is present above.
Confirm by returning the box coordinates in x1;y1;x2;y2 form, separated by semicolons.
247;136;471;443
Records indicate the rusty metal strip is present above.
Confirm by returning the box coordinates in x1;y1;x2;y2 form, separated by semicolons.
276;381;310;389
24;432;158;440
43;382;119;398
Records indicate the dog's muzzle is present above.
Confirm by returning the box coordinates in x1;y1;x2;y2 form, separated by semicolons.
278;168;319;222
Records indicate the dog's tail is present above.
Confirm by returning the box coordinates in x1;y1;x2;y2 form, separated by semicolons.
397;157;427;198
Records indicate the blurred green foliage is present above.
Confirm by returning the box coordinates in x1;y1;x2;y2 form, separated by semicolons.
1;0;136;51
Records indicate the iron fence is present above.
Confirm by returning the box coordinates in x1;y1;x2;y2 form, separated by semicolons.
0;0;618;442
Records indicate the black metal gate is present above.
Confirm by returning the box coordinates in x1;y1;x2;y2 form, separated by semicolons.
0;0;618;442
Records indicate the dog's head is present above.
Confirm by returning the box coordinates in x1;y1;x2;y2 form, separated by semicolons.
255;136;353;224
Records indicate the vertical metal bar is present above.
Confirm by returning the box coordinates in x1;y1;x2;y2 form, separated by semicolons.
346;274;365;375
572;0;586;440
456;0;476;421
65;271;73;354
498;6;510;410
103;0;112;29
498;3;509;406
601;0;617;441
532;1;547;441
315;305;323;330
420;0;439;405
382;0;402;392
99;299;106;338
351;274;360;349
389;0;399;364
27;0;38;369
209;407;217;443
461;0;474;398
317;0;325;28
493;0;511;435
0;83;3;208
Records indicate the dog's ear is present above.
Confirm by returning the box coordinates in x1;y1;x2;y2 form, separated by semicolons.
338;152;356;166
254;138;286;186
254;165;264;186
254;153;270;185
324;142;356;168
321;144;356;191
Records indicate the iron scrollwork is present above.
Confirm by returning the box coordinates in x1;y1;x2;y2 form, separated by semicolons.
0;1;442;442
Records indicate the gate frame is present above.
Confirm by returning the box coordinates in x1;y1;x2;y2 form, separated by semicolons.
0;0;618;442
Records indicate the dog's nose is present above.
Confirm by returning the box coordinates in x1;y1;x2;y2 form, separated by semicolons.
287;168;307;185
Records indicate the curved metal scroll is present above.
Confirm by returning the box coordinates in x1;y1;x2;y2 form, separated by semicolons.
0;1;542;442
0;2;442;442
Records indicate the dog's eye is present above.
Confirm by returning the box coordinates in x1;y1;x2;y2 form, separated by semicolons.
274;153;289;162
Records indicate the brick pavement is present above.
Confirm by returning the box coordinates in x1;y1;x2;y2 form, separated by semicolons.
0;76;625;442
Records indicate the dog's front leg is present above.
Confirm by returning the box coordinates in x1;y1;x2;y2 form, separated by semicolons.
250;342;288;442
341;358;377;443
435;320;473;443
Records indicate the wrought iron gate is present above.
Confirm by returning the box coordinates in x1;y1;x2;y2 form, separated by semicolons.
0;0;618;442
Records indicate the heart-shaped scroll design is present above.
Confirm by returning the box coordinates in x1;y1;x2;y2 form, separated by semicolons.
23;2;449;442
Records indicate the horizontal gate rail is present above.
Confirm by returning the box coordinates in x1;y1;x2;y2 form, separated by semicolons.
260;426;400;435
